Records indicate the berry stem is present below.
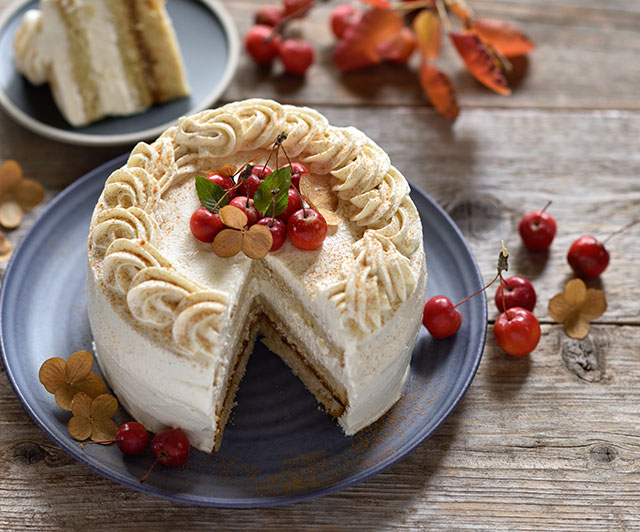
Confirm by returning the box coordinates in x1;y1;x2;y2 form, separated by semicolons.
454;270;502;308
602;217;640;245
140;458;159;483
268;1;316;40
455;242;509;308
535;200;552;226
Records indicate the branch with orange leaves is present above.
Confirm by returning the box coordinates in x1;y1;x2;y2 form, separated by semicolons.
333;0;535;119
245;0;535;119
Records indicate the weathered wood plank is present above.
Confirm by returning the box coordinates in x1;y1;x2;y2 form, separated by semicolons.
2;105;639;318
1;324;639;531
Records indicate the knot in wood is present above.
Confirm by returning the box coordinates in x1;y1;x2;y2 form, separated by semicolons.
12;441;48;465
590;444;617;463
442;193;510;240
560;333;605;382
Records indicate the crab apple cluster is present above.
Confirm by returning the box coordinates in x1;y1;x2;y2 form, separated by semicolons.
422;242;541;356
423;273;541;356
189;162;328;253
518;203;615;278
245;2;315;75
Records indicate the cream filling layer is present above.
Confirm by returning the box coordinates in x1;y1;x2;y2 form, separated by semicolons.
39;0;85;126
80;0;144;116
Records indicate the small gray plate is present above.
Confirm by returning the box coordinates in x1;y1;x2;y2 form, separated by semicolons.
0;0;239;146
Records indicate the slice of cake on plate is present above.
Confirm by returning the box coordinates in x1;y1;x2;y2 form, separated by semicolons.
13;0;190;127
86;99;427;452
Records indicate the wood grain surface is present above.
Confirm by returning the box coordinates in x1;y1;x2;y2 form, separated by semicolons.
0;0;639;530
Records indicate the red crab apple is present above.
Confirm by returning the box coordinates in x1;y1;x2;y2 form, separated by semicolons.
245;25;281;65
256;217;287;251
190;207;224;243
237;165;272;198
229;196;261;226
567;235;610;279
116;422;149;456
519;207;557;251
206;173;236;199
494;307;540;356
255;4;282;27
330;5;361;39
494;275;536;312
276;188;303;222
279;39;314;76
140;428;190;483
422;295;462;339
286;162;307;189
287;208;327;250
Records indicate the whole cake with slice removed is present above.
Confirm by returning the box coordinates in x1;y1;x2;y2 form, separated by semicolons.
13;0;189;127
86;99;427;452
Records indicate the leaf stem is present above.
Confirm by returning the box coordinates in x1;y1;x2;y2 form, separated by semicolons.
393;0;434;12
435;0;452;33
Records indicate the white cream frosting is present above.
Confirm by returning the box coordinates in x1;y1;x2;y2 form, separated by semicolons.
87;99;427;451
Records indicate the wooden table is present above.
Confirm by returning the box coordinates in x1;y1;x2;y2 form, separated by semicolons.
1;1;639;530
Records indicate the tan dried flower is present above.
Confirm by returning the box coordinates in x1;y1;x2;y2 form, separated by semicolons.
0;233;12;262
67;392;118;442
215;164;238;177
299;173;340;228
39;351;107;410
212;205;272;259
548;278;607;339
0;160;45;229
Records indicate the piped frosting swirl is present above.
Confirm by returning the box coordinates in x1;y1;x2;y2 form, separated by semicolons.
89;98;423;347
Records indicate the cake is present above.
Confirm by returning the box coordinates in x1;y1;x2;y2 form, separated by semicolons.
13;0;190;127
86;99;427;452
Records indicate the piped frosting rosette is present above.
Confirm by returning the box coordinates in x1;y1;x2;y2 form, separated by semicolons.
88;98;423;351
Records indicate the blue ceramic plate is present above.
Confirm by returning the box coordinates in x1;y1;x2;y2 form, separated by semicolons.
0;0;239;146
0;155;487;507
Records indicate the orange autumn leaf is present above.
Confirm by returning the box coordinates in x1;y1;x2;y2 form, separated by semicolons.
471;18;535;58
333;8;404;71
419;62;459;120
376;27;417;64
450;32;510;95
356;0;391;8
413;9;441;61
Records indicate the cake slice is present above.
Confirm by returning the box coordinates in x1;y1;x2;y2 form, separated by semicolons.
13;0;190;127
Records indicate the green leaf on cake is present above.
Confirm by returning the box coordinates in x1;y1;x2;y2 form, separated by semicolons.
195;175;229;212
253;166;291;216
